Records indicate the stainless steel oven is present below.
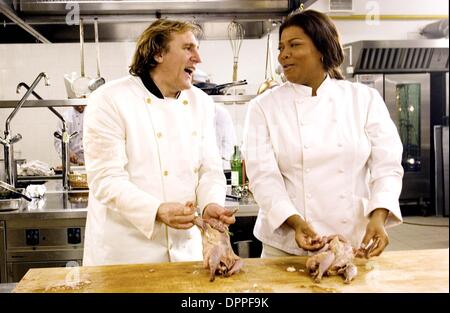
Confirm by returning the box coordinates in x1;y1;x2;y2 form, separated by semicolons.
4;217;85;283
343;40;448;213
354;73;431;201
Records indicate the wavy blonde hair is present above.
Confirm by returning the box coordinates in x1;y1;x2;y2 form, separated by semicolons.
129;19;202;76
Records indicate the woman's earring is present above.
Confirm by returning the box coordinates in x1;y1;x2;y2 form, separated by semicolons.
320;56;324;63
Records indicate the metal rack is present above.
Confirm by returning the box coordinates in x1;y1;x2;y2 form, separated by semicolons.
0;99;85;108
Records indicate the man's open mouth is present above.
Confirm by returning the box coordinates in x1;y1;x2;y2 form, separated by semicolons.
184;68;194;76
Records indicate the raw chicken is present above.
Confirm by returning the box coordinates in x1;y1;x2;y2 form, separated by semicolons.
305;235;358;284
193;216;244;282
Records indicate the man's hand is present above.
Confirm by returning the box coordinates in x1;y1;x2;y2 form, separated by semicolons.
286;215;325;251
156;202;196;229
357;208;389;258
203;203;236;225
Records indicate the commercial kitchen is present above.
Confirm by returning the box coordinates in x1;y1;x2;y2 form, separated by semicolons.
0;0;448;294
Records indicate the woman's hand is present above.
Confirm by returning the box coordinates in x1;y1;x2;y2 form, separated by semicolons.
357;208;389;258
287;215;325;251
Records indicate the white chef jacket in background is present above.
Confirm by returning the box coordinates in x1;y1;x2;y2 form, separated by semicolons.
242;76;404;254
214;103;237;169
82;75;226;266
54;107;85;164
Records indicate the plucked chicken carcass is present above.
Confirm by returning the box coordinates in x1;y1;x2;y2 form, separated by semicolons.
193;216;244;282
305;235;358;284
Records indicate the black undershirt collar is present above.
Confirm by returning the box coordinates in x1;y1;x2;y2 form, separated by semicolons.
138;72;180;99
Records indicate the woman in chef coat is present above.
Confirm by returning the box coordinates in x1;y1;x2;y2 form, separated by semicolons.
242;10;404;258
82;19;235;266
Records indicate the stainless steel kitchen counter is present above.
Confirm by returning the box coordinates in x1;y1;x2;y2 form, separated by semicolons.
0;191;88;220
0;283;17;293
0;190;260;283
0;190;259;219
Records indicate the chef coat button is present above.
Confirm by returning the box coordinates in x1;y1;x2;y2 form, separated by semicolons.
163;170;169;176
156;132;163;139
332;118;338;122
340;194;346;199
305;168;311;173
146;97;152;104
306;193;312;199
192;131;197;136
182;99;189;105
304;144;310;149
337;143;343;147
339;168;345;173
341;219;347;224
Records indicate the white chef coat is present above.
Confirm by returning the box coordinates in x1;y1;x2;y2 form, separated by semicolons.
54;107;85;164
82;75;226;266
214;103;237;169
242;76;404;254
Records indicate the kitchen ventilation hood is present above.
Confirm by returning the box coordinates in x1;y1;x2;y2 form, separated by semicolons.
343;39;449;77
0;0;318;43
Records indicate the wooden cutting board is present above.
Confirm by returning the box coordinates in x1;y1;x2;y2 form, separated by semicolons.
13;248;448;293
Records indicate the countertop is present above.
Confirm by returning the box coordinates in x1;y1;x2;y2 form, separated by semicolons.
12;249;449;293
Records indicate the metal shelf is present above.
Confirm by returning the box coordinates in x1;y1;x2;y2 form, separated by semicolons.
0;99;86;108
17;175;62;181
212;95;255;105
0;95;255;108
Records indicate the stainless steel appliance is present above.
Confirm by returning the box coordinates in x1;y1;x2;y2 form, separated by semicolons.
434;125;449;216
2;217;84;283
342;40;449;213
1;0;311;43
0;221;6;283
352;73;431;201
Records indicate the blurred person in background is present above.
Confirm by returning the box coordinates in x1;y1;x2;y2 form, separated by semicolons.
192;71;237;169
54;105;85;165
214;103;237;169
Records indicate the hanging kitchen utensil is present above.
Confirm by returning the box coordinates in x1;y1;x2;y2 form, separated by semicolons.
0;180;32;201
194;80;247;95
257;31;279;95
88;17;106;91
71;18;92;98
227;21;244;82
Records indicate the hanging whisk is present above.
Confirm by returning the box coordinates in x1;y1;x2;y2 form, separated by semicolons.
227;21;245;82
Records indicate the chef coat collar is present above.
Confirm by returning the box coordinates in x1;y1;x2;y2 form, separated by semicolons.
290;75;332;97
138;72;181;99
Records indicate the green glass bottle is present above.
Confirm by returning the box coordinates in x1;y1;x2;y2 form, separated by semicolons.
230;145;242;188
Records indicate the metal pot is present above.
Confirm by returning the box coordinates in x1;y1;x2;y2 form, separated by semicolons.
194;80;247;95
